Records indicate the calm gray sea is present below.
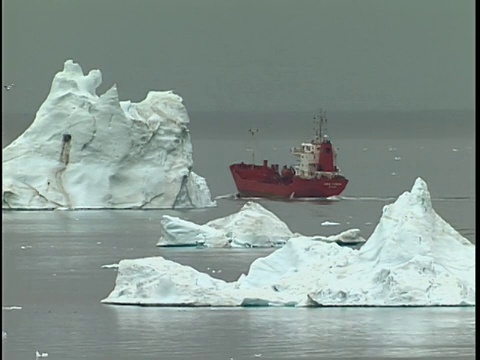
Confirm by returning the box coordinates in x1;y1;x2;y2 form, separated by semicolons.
2;110;476;359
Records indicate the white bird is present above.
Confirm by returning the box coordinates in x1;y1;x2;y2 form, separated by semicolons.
4;84;15;91
36;351;49;358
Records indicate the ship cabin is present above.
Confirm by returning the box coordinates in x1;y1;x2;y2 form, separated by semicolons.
291;136;339;179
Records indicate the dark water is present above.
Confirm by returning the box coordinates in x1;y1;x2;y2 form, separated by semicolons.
2;110;476;359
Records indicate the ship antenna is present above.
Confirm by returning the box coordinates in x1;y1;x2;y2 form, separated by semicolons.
315;108;329;141
317;108;324;141
323;109;328;136
248;128;259;165
319;110;323;139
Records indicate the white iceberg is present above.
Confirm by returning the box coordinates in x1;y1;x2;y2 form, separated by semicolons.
102;178;475;307
157;201;294;248
156;201;363;248
2;60;215;210
157;215;231;247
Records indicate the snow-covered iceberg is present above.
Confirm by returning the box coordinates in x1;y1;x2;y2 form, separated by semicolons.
102;178;475;307
2;60;215;209
157;201;365;248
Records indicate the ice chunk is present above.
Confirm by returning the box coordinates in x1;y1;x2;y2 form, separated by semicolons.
321;221;340;226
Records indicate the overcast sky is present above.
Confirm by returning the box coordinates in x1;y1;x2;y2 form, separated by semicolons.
2;0;475;114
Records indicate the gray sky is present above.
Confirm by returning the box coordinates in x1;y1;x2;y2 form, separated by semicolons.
2;0;475;114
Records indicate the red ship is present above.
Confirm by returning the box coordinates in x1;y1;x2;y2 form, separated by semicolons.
229;112;348;198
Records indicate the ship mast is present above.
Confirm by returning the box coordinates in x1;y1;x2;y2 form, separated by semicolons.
313;109;328;143
248;128;259;165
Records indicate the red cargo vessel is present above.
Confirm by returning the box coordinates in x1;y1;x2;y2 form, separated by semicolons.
229;112;348;198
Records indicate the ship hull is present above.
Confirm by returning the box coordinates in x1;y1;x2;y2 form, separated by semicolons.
230;163;348;198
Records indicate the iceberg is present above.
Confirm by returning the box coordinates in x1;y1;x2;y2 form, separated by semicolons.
157;201;295;248
2;60;215;209
157;201;365;247
102;178;475;307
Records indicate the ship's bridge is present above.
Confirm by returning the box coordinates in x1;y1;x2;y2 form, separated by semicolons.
291;142;315;155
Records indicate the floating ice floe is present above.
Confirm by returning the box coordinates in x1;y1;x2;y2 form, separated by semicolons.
102;264;119;269
394;156;401;161
103;178;475;307
214;193;240;200
2;60;215;210
321;221;340;226
156;201;362;248
302;229;365;245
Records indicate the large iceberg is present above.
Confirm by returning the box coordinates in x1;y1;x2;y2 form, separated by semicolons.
102;178;475;307
2;60;215;209
156;201;365;247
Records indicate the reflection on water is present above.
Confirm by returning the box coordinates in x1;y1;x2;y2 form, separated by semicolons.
2;303;475;359
108;306;475;359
